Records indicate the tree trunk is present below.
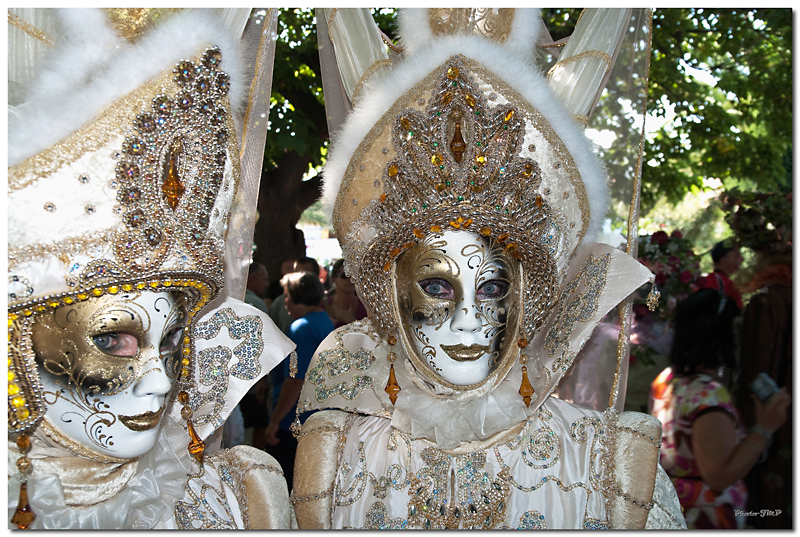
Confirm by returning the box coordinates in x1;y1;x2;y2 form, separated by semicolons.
253;149;323;285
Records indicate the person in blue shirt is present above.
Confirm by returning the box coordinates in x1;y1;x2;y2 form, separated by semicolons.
265;270;334;486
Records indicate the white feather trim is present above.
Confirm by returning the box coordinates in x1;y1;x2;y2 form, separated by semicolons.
9;9;245;166
322;18;608;249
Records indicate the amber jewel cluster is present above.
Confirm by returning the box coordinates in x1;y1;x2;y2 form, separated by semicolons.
114;46;233;277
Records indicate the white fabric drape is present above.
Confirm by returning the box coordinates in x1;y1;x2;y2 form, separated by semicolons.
546;9;631;123
318;8;390;105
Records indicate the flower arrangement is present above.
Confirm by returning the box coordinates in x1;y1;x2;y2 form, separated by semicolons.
635;229;701;324
629;229;700;368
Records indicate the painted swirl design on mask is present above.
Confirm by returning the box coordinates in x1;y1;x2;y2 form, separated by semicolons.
32;291;186;450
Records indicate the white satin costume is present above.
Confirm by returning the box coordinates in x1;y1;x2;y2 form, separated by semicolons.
292;8;685;530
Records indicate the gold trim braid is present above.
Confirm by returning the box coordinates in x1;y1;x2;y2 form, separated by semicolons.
8;12;54;46
547;50;613;80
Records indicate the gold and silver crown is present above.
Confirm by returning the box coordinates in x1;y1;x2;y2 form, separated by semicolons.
324;9;609;340
8;9;244;433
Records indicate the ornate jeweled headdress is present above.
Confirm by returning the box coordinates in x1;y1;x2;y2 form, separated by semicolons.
8;42;236;435
321;8;651;406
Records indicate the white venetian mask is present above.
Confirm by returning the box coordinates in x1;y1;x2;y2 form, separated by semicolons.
31;291;187;459
395;230;521;387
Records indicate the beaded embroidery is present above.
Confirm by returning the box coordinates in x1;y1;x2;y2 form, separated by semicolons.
175;451;240;529
543;253;611;357
331;400;621;529
190;308;265;431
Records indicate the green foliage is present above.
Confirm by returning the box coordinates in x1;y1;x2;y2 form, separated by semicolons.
645;9;792;211
265;8;327;173
721;188;792;256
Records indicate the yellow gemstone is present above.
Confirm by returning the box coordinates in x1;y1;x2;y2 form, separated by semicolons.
497;232;509;243
9;313;18;321
136;282;146;290
149;281;159;288
505;110;514;122
108;285;119;294
15;408;30;420
449;221;461;230
413;228;425;239
380;194;388;203
48;301;60;308
535;195;543;207
63;297;74;305
92;288;103;296
36;305;46;312
435;183;447;192
506;243;518;254
9;383;20;395
11;395;26;409
180;369;189;378
162;142;186;210
183;346;191;355
430;225;443;233
389;248;402;258
465;94;476;108
178;391;190;404
23;310;33;317
431;153;443;166
442;92;452;106
462;218;474;228
383;261;392;272
182;357;191;366
480;227;492;237
9;371;16;382
77;293;89;301
517;338;529;349
122;284;134;291
388;165;399;177
387;335;397;346
523;164;533;177
447;66;459;79
16;434;31;452
400;118;411;131
184;336;191;345
476;155;487;165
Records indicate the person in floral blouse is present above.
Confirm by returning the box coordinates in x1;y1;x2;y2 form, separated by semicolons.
650;289;790;529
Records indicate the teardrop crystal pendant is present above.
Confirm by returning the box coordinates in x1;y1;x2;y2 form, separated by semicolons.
11;482;35;529
186;419;205;464
385;363;401;405
162;138;186;210
450;121;466;163
519;365;534;407
646;279;661;311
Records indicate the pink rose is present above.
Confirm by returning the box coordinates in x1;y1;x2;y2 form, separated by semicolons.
671;230;683;239
679;270;693;284
655;272;667;285
668;255;681;268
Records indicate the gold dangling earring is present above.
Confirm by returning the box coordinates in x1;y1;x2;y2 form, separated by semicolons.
517;338;534;407
646;278;661;311
384;335;401;405
11;434;36;529
178;391;204;464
